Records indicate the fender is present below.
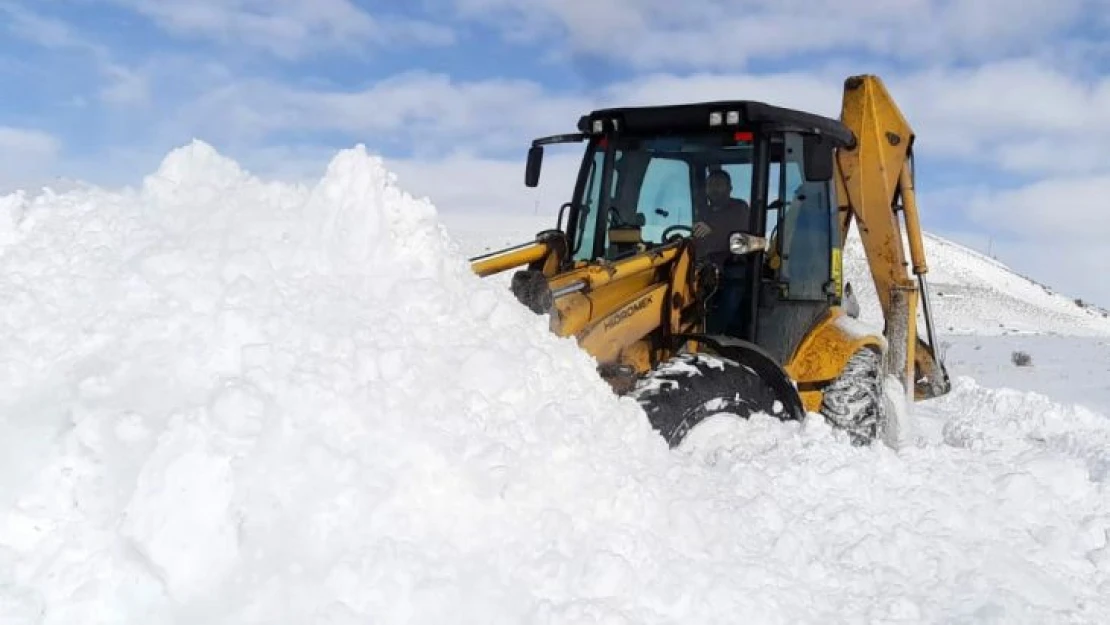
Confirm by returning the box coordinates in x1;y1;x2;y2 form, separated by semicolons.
673;332;807;422
785;307;885;412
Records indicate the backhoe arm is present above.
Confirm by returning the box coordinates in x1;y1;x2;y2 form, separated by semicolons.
835;75;950;400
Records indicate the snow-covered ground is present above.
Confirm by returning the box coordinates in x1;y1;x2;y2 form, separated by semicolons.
2;142;1109;624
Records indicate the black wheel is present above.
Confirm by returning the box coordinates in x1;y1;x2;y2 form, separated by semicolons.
629;351;804;448
819;347;888;445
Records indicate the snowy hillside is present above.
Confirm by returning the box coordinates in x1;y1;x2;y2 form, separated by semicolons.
843;231;1110;337
2;143;1109;624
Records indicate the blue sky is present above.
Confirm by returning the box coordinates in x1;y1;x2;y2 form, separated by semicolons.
2;0;1110;306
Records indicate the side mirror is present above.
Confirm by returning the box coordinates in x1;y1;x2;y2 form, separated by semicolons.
525;145;544;187
802;134;834;181
729;232;769;256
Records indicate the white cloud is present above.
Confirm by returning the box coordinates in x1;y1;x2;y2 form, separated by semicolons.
172;72;596;153
594;60;1110;178
598;70;845;114
58;57;1110;218
99;64;150;106
0;126;59;159
988;238;1110;312
451;0;1096;69
932;174;1110;305
102;0;454;58
966;176;1110;242
993;139;1109;176
0;4;81;48
384;150;583;216
884;60;1110;147
1;4;149;108
221;59;1101;182
0;127;61;192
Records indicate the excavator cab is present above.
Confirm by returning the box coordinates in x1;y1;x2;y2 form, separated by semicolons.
526;101;854;364
477;75;951;449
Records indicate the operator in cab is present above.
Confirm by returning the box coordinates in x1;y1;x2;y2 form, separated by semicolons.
692;169;752;336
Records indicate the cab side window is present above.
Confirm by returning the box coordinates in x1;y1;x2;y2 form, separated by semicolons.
636;157;693;243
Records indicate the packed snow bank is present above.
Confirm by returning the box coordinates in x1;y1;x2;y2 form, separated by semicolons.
2;142;1110;624
0;141;669;623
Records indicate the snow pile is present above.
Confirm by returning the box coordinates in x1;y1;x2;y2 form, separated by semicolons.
2;142;1110;624
939;378;1110;483
0;141;669;623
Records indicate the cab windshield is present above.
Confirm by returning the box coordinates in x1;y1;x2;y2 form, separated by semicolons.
569;129;836;302
570;132;754;261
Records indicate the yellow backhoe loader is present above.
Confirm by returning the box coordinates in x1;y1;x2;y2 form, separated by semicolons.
469;75;951;448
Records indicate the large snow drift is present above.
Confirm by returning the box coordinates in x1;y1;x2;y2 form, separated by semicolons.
2;142;1109;624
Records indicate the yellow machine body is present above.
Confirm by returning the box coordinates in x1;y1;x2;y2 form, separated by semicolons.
469;74;950;446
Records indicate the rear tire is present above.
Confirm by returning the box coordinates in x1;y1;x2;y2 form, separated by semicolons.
819;347;887;445
630;351;802;448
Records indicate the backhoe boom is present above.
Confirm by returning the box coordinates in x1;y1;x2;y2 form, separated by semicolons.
835;75;949;399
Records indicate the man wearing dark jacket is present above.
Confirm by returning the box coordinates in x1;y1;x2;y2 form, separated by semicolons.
694;170;750;257
693;169;752;335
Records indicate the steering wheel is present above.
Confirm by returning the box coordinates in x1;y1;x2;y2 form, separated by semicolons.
661;224;692;242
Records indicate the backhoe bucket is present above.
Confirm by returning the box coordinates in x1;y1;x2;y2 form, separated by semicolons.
913;337;951;400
